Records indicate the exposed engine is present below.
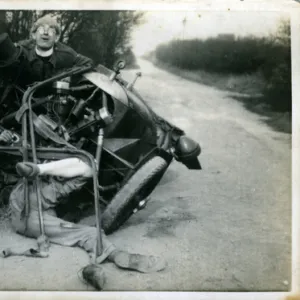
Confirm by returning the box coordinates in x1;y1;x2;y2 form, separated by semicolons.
35;80;114;146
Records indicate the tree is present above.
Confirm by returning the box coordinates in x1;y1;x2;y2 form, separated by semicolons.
273;18;290;46
64;11;144;67
4;10;49;41
2;10;144;68
263;18;291;111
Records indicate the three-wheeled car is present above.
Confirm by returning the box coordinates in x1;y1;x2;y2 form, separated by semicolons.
0;60;201;234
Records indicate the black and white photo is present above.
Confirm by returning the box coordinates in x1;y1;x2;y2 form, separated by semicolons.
0;2;297;296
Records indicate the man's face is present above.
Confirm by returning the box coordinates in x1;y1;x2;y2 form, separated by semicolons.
33;25;58;50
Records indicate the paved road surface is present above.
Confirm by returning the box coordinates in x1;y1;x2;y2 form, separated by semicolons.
0;59;291;291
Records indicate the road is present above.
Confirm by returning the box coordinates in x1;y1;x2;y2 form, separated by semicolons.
0;59;291;291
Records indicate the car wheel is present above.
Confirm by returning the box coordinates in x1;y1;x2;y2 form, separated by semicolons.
102;156;168;234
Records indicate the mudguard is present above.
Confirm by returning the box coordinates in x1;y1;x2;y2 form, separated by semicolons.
83;71;129;107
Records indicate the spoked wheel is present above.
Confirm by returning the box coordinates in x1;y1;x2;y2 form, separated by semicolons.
102;156;169;234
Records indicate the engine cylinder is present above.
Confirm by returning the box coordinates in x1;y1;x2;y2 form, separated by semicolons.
70;99;86;121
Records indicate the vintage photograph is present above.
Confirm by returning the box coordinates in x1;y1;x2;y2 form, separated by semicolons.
0;8;292;292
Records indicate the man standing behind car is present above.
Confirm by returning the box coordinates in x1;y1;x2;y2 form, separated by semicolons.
0;15;93;86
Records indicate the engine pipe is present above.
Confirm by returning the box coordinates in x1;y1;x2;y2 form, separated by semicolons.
27;91;50;253
94;127;104;258
93;90;112;258
21;95;30;234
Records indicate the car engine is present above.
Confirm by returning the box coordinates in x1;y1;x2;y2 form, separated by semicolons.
34;80;114;146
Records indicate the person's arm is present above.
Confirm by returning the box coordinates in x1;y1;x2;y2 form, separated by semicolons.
59;42;94;68
55;43;94;82
73;52;94;68
0;19;23;77
0;12;7;34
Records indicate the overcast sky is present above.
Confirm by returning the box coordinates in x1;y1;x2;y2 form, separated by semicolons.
131;11;289;56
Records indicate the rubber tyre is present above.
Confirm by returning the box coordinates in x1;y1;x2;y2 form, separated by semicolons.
102;156;168;234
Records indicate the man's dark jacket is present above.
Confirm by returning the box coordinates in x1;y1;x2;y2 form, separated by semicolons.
16;39;93;83
0;30;94;119
0;36;93;87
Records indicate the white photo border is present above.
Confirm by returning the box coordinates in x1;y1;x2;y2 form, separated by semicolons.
0;1;298;300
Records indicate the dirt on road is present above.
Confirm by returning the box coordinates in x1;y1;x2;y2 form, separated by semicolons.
0;59;291;291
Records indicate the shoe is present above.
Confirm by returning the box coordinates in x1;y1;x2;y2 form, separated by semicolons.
16;162;40;179
110;251;167;273
82;264;106;290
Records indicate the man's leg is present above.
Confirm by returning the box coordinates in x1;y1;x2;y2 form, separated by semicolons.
11;209;115;262
11;209;166;272
16;158;93;179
